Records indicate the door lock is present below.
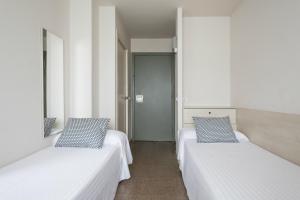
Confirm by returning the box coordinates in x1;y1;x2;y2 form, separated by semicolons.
136;95;144;103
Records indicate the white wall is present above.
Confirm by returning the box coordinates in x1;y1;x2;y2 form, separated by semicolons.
0;0;69;167
231;0;300;114
94;6;117;127
93;6;132;133
69;0;93;118
116;14;131;49
131;38;173;52
183;17;231;107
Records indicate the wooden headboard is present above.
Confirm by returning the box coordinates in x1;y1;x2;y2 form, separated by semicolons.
237;108;300;166
183;107;237;130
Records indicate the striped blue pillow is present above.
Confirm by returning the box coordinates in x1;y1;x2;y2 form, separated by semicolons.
55;118;110;149
193;116;238;143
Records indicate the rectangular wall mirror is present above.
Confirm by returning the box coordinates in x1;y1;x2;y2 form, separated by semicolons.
43;29;64;137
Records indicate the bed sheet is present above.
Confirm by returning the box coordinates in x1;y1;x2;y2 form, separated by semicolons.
182;140;300;200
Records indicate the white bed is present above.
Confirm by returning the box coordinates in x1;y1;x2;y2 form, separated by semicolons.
179;128;300;200
177;128;249;170
0;130;132;200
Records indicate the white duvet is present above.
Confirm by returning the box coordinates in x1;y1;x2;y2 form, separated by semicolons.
0;130;132;200
182;139;300;200
177;128;249;170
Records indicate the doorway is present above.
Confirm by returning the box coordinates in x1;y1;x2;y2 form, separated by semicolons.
134;54;175;141
116;40;128;134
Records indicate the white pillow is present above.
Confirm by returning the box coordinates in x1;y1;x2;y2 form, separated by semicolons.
234;131;250;143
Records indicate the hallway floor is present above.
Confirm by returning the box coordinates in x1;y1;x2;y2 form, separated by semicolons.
115;142;188;200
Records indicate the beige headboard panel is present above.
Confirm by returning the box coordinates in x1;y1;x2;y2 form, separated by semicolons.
237;108;300;166
183;107;237;130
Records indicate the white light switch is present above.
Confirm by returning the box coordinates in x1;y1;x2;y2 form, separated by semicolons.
136;95;144;103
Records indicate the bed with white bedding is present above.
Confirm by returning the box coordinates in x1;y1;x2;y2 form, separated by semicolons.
179;128;300;200
177;128;249;170
0;130;132;200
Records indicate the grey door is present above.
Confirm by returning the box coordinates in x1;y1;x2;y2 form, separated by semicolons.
134;54;175;141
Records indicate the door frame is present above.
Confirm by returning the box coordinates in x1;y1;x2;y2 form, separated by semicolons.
131;52;175;141
116;38;129;134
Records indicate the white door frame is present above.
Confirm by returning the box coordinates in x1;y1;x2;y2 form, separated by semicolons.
115;36;129;135
175;8;183;153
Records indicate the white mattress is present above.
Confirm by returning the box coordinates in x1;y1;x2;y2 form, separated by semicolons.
177;128;249;170
0;130;133;200
52;129;133;180
182;140;300;200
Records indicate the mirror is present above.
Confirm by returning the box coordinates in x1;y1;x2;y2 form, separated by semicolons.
43;29;64;137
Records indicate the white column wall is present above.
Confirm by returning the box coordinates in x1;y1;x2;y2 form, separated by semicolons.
69;0;93;118
95;6;117;128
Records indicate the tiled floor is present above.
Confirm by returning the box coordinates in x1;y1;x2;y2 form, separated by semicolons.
115;142;188;200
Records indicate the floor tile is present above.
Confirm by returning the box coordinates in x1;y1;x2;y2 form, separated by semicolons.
115;142;188;200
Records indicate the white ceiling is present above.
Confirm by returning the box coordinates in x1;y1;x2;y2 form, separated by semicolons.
97;0;241;38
